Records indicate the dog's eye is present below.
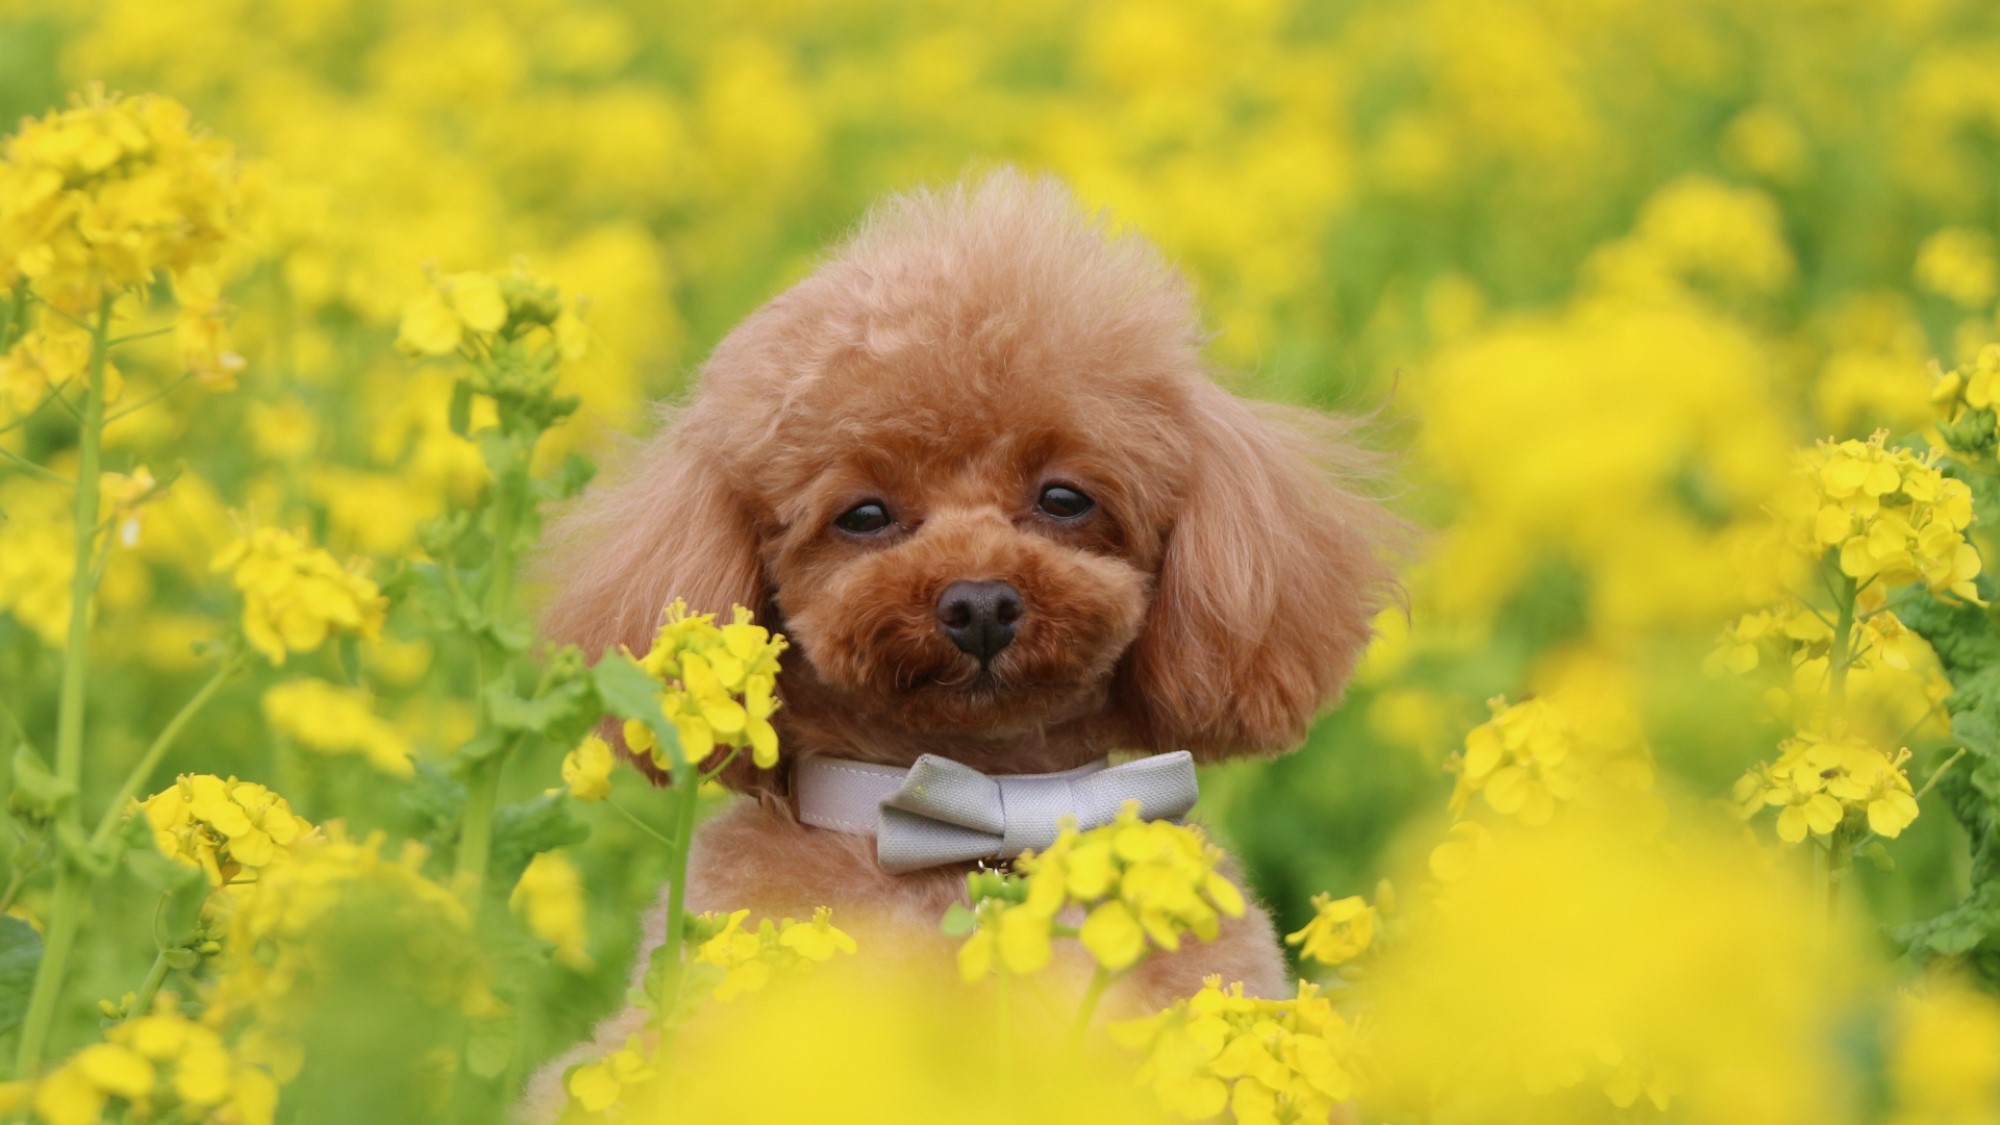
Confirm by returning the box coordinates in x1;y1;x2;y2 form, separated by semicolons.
1036;485;1094;520
833;501;893;535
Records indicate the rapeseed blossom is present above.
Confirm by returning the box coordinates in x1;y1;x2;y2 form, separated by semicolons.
0;1000;278;1125
1734;729;1920;843
958;804;1245;980
0;85;239;310
1285;893;1376;968
1114;977;1358;1124
622;601;786;770
688;907;857;1002
211;527;387;665
559;733;614;801
1774;433;1981;603
260;678;414;776
510;851;592;971
1447;693;1656;828
137;774;314;887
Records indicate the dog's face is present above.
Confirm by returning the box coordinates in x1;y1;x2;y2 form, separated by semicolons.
543;172;1404;782
752;346;1192;739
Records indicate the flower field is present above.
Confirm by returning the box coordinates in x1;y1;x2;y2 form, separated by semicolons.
5;0;2000;1122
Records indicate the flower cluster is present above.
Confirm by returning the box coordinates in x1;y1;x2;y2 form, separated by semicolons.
510;851;593;971
559;733;614;801
622;601;787;771
1773;432;1981;603
1933;343;2000;455
1447;694;1656;828
1113;977;1359;1125
1285;893;1378;968
958;804;1246;980
686;907;858;1003
137;774;315;887
205;832;500;1082
564;1037;656;1115
0;85;239;310
396;264;587;402
211;528;387;666
1733;728;1920;843
0;1001;279;1125
260;678;413;777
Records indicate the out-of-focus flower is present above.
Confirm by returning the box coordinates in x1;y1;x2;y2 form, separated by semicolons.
560;733;614;801
1285;893;1376;968
211;527;387;665
261;678;414;776
1915;228;1997;309
623;601;786;771
1448;693;1655;827
687;907;857;1003
207;831;499;1083
510;851;592;971
1113;977;1359;1124
7;998;278;1125
137;774;315;887
1888;975;2000;1125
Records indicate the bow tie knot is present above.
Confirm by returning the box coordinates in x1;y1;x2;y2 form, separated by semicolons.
791;751;1200;874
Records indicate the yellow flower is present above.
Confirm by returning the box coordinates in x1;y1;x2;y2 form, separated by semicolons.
1449;693;1655;827
560;733;615;801
959;804;1245;980
0;85;239;311
1285;893;1377;967
1775;432;1983;605
687;906;856;1003
137;774;315;886
1914;228;1997;309
510;851;592;970
261;678;414;777
395;270;507;356
20;998;278;1125
212;526;387;665
778;906;859;962
1114;977;1358;1124
1734;729;1919;844
566;1036;657;1115
623;601;788;772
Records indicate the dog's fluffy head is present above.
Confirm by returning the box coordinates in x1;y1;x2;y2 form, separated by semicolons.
542;170;1405;786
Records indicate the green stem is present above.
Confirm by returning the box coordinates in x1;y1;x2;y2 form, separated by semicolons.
87;654;243;853
453;749;510;896
128;950;170;1018
603;798;676;849
0;445;71;487
1826;565;1856;712
1069;967;1115;1047
653;760;702;1033
15;295;113;1077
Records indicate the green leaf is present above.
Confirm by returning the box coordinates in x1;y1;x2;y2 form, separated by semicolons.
481;677;588;736
464;1013;517;1079
9;744;74;819
939;902;977;937
590;654;681;768
489;793;588;895
0;916;42;1036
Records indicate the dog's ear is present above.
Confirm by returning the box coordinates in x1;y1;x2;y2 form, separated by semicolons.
1121;385;1407;759
538;413;775;790
538;413;765;658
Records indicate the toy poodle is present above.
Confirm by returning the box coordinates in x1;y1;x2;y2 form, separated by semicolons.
524;168;1403;1116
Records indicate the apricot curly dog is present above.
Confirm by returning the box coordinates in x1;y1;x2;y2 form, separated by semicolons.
524;168;1403;1117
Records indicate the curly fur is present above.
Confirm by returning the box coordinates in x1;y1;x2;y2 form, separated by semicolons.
521;169;1406;1119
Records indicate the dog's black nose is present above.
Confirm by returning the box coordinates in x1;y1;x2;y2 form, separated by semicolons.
935;580;1023;662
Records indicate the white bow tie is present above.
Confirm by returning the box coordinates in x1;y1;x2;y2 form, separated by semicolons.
793;751;1200;874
